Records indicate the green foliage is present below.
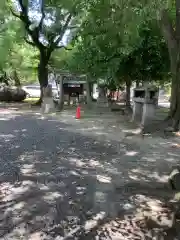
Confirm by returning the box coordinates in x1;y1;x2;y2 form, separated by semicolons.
117;20;170;82
0;0;171;88
11;0;89;50
49;0;170;87
5;42;39;84
51;19;169;88
0;10;39;84
8;0;92;89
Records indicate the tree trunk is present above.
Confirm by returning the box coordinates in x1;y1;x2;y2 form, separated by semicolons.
171;0;180;130
86;81;92;107
125;78;131;107
34;50;49;106
57;75;64;111
160;7;180;131
1;72;9;86
168;66;180;131
12;70;21;86
169;75;177;116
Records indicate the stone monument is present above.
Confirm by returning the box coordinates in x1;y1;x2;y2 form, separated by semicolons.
41;85;54;114
132;86;159;127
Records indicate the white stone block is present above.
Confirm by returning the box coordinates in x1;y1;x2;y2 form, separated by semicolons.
42;97;54;114
132;102;143;122
141;103;156;126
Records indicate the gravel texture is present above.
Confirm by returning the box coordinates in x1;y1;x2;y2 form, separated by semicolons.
0;108;179;239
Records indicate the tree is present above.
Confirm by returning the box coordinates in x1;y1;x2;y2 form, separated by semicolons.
159;2;180;130
10;0;86;103
56;6;169;106
49;0;141;102
5;43;39;85
0;20;37;83
0;1;38;85
117;21;169;106
49;0;171;110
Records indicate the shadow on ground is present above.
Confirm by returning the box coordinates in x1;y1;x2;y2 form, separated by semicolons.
0;110;179;239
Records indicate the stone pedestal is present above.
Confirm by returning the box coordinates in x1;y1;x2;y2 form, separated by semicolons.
141;103;156;126
132;102;143;122
132;86;158;126
41;85;54;114
42;97;54;114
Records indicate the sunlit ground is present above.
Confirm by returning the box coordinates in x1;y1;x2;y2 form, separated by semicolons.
23;97;39;103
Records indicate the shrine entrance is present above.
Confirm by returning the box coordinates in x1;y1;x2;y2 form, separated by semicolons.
55;73;87;105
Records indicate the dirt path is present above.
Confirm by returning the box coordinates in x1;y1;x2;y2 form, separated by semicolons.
0;106;179;239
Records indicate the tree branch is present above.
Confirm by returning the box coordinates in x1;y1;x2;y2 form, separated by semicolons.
24;37;35;46
39;0;45;30
12;0;31;26
51;14;72;49
10;0;45;50
64;46;73;50
45;13;73;59
176;0;180;39
18;0;28;14
56;45;72;50
9;7;21;18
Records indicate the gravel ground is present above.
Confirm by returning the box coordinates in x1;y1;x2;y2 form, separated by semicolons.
0;108;179;239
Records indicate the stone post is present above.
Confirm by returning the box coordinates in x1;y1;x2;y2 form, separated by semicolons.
141;102;156;126
132;101;143;122
41;85;54;114
132;86;158;127
86;81;92;107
